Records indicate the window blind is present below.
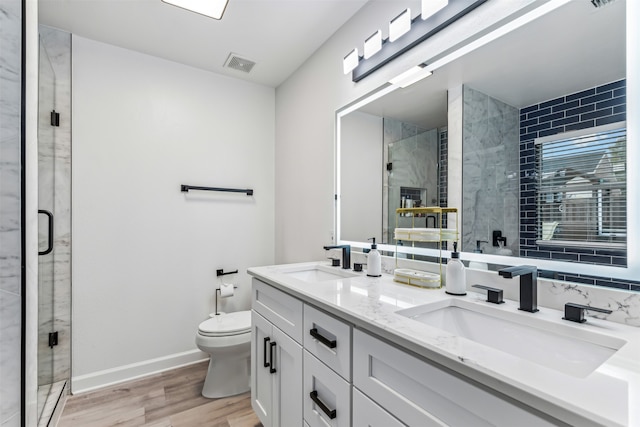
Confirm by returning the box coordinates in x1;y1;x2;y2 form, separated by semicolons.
535;124;626;248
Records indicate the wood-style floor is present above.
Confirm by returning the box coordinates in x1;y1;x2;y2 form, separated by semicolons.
58;361;262;427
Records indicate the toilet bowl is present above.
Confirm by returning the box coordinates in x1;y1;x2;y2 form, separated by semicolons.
195;310;251;398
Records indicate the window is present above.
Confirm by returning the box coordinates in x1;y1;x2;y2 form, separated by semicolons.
535;123;626;248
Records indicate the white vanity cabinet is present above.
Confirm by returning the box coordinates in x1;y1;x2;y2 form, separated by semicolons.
251;279;303;427
353;329;557;427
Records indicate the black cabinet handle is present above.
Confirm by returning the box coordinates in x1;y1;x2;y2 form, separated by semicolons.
38;210;54;255
263;337;270;368
269;341;277;374
310;390;336;419
310;328;337;349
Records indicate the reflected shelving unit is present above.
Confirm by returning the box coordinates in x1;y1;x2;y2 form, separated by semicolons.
393;207;459;288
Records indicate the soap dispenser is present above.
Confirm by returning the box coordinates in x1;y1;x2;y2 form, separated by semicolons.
367;237;382;277
446;242;466;295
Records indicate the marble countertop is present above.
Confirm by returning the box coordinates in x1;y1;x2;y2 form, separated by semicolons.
248;261;640;427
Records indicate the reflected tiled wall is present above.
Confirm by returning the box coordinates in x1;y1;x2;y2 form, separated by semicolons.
1;0;23;425
519;79;638;291
462;86;519;254
383;118;442;244
519;80;626;265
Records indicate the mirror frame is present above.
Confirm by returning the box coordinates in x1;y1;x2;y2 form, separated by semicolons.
335;0;639;284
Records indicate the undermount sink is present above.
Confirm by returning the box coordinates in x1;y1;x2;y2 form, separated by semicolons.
396;299;626;378
277;264;358;282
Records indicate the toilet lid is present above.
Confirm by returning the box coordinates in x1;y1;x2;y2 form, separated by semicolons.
198;310;251;337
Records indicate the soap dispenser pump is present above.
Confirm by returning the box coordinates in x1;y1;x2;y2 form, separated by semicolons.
367;237;382;277
446;242;466;295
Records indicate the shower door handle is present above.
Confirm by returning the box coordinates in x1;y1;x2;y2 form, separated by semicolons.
38;210;54;255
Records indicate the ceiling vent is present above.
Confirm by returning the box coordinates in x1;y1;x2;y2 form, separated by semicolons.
224;53;256;74
591;0;616;8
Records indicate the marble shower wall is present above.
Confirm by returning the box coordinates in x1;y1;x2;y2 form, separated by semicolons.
462;86;519;254
383;118;440;243
1;0;23;425
37;26;72;386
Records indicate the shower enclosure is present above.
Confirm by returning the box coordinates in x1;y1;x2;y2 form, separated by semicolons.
37;27;71;425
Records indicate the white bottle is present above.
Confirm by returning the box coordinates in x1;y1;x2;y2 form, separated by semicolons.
367;237;382;277
446;243;466;295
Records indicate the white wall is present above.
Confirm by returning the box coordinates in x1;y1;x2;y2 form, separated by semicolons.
72;36;275;391
274;0;543;263
340;111;382;243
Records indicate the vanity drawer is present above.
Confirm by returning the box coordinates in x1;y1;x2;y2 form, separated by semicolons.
353;388;405;427
303;304;351;381
252;278;303;344
303;350;351;427
353;330;556;427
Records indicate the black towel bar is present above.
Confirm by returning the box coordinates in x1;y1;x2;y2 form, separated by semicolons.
181;185;253;196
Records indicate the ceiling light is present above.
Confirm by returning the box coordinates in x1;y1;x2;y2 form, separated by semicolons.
161;0;229;20
343;48;359;75
389;9;412;42
422;0;448;20
389;64;433;88
364;30;382;59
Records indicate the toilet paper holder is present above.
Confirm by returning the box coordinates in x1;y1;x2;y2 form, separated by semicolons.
215;285;238;316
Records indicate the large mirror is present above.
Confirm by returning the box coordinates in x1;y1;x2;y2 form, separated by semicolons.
338;0;635;284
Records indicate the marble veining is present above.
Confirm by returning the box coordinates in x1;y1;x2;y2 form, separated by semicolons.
383;118;442;245
462;86;519;255
250;261;640;427
1;0;23;425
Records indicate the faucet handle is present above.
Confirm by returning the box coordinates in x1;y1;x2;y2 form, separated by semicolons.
328;257;340;267
563;303;612;323
472;284;504;304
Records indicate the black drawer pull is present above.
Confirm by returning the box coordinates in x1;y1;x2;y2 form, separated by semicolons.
269;341;277;374
310;390;336;419
310;328;337;349
263;337;270;368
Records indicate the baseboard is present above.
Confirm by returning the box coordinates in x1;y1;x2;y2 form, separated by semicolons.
71;349;208;394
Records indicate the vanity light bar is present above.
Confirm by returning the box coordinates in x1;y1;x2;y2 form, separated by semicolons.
343;48;360;75
422;0;449;19
344;0;487;83
364;30;382;59
389;8;412;42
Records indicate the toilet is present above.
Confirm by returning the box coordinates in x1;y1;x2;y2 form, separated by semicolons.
195;310;251;398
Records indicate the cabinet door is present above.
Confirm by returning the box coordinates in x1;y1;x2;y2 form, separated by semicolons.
252;278;303;343
303;350;351;427
272;326;303;427
251;311;273;427
353;388;406;427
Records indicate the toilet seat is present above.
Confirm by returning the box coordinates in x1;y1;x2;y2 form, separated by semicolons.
198;310;251;337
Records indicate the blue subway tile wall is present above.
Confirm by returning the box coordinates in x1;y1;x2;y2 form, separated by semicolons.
519;79;630;290
439;129;448;237
439;129;448;209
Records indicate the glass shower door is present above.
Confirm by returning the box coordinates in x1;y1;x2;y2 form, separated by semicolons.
37;35;56;421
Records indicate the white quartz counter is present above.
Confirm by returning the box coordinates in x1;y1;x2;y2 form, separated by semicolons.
248;261;640;427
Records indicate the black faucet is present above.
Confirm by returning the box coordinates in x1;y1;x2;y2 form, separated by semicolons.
323;245;351;270
498;265;538;313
